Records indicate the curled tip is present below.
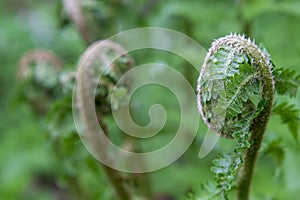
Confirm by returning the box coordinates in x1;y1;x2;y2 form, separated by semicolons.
197;33;274;137
17;49;63;114
18;49;63;80
77;40;135;115
198;33;276;199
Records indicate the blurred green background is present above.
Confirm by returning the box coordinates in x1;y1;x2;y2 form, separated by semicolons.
0;0;300;199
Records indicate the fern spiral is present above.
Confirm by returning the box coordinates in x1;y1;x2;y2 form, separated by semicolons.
17;50;63;114
77;40;134;116
197;33;275;199
75;40;135;200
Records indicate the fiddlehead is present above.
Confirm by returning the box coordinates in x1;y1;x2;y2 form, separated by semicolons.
197;33;275;199
17;49;63;114
77;40;134;116
18;41;135;200
17;44;134;199
18;49;63;79
76;40;134;200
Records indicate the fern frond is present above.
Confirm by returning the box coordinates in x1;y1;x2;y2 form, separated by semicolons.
258;43;300;98
217;62;260;119
198;33;275;199
198;35;265;138
272;102;300;144
261;138;285;166
273;67;300;97
185;182;223;200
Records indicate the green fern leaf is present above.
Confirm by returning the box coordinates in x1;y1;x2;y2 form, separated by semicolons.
261;138;284;166
198;34;276;199
220;62;260;119
273;67;300;97
200;44;263;137
185;182;223;200
272;102;300;144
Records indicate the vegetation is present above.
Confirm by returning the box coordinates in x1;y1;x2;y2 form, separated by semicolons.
196;33;299;200
1;0;300;200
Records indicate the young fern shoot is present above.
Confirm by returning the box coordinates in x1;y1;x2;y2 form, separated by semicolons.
76;40;134;200
197;33;275;200
17;50;64;114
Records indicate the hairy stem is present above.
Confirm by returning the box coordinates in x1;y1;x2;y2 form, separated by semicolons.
97;114;131;200
237;107;272;199
237;51;275;200
76;40;136;200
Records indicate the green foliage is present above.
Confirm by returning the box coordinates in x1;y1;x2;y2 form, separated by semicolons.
199;38;264;138
273;102;300;144
273;67;300;98
1;0;300;200
209;101;265;199
47;94;74;138
185;182;222;200
198;34;271;199
261;137;285;167
15;68;62;114
198;31;298;199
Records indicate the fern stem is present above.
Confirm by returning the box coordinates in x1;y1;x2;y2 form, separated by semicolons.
96;115;132;200
101;166;131;200
237;95;274;199
237;106;272;199
237;40;275;200
76;40;136;200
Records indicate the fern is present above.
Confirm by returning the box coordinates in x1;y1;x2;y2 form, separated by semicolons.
197;33;275;200
16;50;63;114
260;43;300;97
273;67;300;97
199;41;263;138
261;137;285;166
196;33;300;200
185;182;223;200
261;44;300;142
273;102;300;144
210;101;264;198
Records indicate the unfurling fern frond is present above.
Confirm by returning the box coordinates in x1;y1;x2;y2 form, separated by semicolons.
198;34;271;138
77;40;135;115
17;50;64;114
197;33;275;200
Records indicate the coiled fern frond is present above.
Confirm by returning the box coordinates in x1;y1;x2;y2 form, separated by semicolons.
77;40;135;116
17;49;63;114
197;33;275;199
198;33;274;138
